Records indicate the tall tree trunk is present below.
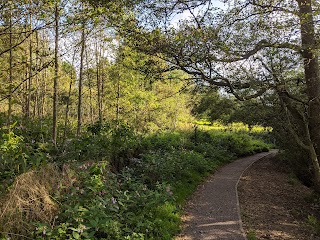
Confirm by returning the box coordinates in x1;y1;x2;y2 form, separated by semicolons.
53;0;59;146
77;21;86;136
40;31;48;118
101;45;105;118
35;30;40;118
7;2;13;127
42;67;47;118
23;20;29;117
297;0;320;191
95;42;102;123
27;11;33;119
63;76;73;142
85;48;94;124
116;72;121;124
63;51;75;143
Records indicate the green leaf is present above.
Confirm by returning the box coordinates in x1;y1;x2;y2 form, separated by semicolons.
89;219;98;227
72;231;80;239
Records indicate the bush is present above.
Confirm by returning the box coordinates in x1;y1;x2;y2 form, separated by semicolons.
189;130;270;157
57;122;141;172
32;162;177;240
1;126;271;240
135;150;212;185
0;125;48;180
140;131;186;152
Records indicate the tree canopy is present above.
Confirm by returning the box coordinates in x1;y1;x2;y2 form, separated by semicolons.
100;0;320;190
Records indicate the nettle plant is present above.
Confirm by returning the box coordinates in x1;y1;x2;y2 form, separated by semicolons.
0;124;48;179
33;161;177;240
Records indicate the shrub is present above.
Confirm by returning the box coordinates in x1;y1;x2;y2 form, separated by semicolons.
1;126;271;240
0;125;49;180
56;122;141;172
31;162;178;240
140;131;186;152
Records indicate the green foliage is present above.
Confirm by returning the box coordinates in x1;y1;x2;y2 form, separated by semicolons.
192;89;235;123
140;132;185;152
32;162;178;240
247;230;258;240
0;124;48;180
0;124;270;240
136;150;212;185
307;215;320;235
192;88;278;130
58;121;141;172
192;130;270;157
216;133;269;156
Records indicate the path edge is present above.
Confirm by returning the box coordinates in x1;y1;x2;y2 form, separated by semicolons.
235;150;278;240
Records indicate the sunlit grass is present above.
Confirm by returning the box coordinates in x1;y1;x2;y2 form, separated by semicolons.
194;120;272;133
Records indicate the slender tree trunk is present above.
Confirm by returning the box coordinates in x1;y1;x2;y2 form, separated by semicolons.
63;76;73;142
7;2;13;127
35;30;40;117
40;31;48;118
85;48;94;124
89;79;94;124
116;72;121;124
63;52;75;143
42;67;47;118
53;0;59;146
23;20;29;117
27;12;33;119
77;21;86;136
101;45;105;118
95;42;102;123
297;0;320;191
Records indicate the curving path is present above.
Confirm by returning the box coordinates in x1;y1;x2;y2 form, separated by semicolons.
176;150;278;240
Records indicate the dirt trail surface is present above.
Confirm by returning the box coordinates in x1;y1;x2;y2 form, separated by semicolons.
176;150;277;240
238;153;320;240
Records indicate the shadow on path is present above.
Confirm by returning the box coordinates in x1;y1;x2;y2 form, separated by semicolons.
176;150;278;240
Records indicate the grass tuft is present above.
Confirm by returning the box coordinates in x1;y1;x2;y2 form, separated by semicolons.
0;164;74;239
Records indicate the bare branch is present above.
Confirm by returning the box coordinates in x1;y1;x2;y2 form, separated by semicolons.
0;21;55;57
249;0;299;15
219;40;301;62
0;59;55;102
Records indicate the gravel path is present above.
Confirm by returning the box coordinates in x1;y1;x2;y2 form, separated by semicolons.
239;153;320;240
176;150;278;240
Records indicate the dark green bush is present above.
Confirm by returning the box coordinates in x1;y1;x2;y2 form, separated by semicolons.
33;162;178;240
0;125;48;180
140;131;185;152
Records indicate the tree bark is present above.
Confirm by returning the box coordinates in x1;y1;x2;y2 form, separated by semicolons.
27;10;33;119
95;42;102;123
116;72;121;124
35;30;40;118
77;21;86;136
63;51;76;143
7;2;13;127
297;0;320;191
53;0;59;146
85;48;94;124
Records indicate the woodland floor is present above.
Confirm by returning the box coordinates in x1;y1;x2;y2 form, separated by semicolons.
238;155;320;240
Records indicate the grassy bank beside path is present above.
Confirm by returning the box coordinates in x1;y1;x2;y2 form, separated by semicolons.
0;127;271;240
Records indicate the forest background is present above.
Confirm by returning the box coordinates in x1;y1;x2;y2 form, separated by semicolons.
0;0;319;239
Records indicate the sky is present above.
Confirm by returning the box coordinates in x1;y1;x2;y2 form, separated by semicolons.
171;0;226;27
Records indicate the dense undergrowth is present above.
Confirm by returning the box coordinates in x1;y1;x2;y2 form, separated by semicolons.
0;121;271;240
